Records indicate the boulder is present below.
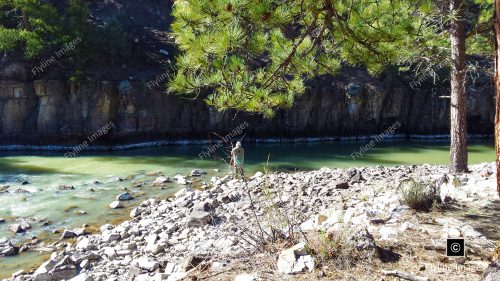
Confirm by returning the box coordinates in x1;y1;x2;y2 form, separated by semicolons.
0;238;18;256
109;201;124;209
9;224;24;233
102;233;121;242
61;229;76;239
75;237;90;250
51;264;77;281
153;176;170;185
346;228;378;259
130;207;142;218
33;259;57;281
72;228;87;236
191;169;206;176
116;192;133;201
177;177;188;185
187;209;212;227
32;272;52;281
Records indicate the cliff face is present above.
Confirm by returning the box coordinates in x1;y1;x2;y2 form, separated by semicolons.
0;67;494;146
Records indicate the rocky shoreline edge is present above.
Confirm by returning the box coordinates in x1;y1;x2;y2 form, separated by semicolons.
2;163;500;281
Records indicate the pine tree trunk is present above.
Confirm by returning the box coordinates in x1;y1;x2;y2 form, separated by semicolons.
494;0;500;197
449;0;468;173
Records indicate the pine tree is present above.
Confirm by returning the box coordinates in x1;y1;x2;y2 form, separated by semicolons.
168;0;432;117
169;0;493;174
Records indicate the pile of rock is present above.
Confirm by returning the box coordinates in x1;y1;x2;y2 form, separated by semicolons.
10;163;498;281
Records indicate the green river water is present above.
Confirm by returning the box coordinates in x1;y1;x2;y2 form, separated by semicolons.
0;141;495;277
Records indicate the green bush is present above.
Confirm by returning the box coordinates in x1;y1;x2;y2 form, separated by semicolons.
398;179;439;211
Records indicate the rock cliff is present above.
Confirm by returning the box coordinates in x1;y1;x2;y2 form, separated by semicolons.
0;67;494;146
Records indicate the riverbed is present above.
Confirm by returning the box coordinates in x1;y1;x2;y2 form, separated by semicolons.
0;141;494;278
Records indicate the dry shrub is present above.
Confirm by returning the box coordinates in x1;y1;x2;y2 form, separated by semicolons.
398;178;439;211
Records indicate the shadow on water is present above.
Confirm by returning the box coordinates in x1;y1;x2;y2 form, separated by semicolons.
0;159;78;176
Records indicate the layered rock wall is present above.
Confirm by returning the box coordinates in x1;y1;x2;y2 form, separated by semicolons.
0;71;494;146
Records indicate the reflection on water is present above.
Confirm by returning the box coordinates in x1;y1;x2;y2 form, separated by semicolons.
0;140;494;278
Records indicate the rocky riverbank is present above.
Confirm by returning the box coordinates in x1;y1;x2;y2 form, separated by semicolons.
3;163;500;281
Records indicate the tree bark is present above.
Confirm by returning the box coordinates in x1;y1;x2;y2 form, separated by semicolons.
449;0;468;173
494;0;500;197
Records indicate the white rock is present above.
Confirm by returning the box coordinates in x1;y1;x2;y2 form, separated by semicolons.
102;233;121;242
100;224;114;232
153;176;170;185
135;257;159;272
109;201;123;209
379;226;399;241
276;242;311;274
251;172;263;179
130;207;142;218
177;177;188;185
